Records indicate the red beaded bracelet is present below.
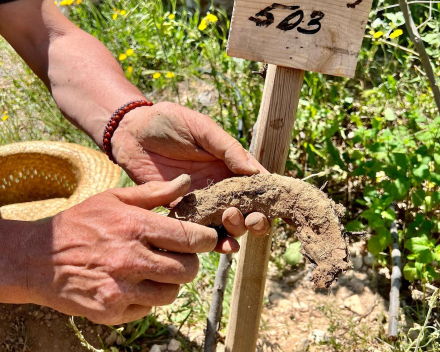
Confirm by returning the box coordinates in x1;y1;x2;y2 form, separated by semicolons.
102;99;153;163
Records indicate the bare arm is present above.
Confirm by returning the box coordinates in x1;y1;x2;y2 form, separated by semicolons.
0;0;144;147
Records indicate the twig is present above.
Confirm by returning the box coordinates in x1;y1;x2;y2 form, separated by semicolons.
398;0;440;113
388;203;401;342
204;253;233;352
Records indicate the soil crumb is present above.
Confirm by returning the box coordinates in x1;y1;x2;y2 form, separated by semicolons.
169;174;350;288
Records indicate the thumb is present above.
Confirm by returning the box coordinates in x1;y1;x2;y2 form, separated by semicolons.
107;174;191;210
189;113;264;175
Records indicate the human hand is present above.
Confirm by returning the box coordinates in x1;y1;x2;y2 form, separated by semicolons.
24;176;239;325
111;102;271;238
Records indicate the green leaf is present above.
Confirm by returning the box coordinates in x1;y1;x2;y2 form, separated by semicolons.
381;209;396;221
284;242;303;266
418;249;434;264
387;177;410;201
412;189;425;208
405;236;431;253
384;108;396;121
368;229;391;255
403;262;420;282
412;164;429;181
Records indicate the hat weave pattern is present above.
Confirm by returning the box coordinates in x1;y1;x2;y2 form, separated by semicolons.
0;141;121;221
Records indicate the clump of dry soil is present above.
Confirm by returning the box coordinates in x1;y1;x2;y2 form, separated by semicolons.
169;174;350;288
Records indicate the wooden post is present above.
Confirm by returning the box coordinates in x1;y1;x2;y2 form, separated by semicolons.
225;65;304;352
224;0;373;348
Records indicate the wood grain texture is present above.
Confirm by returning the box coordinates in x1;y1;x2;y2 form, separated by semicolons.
225;65;304;352
227;0;373;77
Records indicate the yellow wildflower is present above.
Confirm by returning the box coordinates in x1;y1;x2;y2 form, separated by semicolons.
373;31;384;39
127;66;133;74
59;0;69;5
76;0;82;4
67;0;74;5
126;48;134;56
390;29;403;39
2;114;8;122
112;12;118;20
120;10;127;15
119;53;127;61
206;13;218;23
153;72;162;79
166;72;175;78
0;62;2;66
54;1;58;4
168;14;175;20
198;19;208;31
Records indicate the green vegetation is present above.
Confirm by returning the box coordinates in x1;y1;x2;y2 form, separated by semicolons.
1;0;439;350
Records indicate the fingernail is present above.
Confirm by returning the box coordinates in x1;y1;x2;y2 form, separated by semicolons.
247;156;260;174
252;218;265;231
228;210;241;226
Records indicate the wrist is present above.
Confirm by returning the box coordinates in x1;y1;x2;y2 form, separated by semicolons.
0;219;41;304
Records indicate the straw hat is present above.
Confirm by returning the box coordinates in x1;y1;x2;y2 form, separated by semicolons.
0;141;121;221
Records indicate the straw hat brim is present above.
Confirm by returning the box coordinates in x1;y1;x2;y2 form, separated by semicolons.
0;141;121;221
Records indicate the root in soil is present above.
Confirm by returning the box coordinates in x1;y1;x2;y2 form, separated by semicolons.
169;174;350;289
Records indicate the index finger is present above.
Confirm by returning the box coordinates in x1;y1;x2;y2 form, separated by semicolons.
141;211;218;253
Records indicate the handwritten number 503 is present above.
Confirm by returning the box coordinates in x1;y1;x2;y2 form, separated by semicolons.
249;3;324;35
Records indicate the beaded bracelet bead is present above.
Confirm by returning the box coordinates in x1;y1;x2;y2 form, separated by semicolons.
102;99;153;163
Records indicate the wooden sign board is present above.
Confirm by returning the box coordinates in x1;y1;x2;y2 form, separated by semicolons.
227;0;373;77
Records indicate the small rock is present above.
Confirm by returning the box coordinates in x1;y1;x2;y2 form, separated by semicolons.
168;338;181;351
411;289;425;301
277;299;292;311
44;313;52;320
36;311;45;320
116;335;126;345
286;271;306;284
343;294;365;315
336;286;353;300
269;293;283;304
167;324;178;336
351;256;363;271
292;301;308;312
296;338;310;352
378;267;391;279
349;278;365;293
309;329;329;343
105;330;117;345
363;253;375;267
159;344;168;351
149;345;162;352
96;325;103;335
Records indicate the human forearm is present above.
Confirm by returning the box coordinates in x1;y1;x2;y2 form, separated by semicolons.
0;219;33;304
0;0;144;147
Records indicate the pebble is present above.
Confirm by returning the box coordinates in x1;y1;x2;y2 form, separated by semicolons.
149;345;162;352
363;253;375;267
44;313;51;320
351;256;363;271
292;301;308;312
296;338;310;352
116;335;126;345
268;293;284;304
277;299;292;311
343;294;365;315
167;324;178;336
168;338;181;351
309;329;329;343
105;330;117;345
96;325;103;335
